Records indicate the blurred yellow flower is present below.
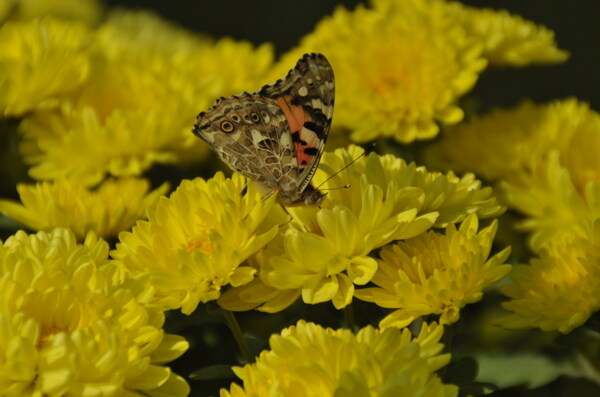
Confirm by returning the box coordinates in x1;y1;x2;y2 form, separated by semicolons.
92;10;274;113
373;0;568;68
497;231;600;334
220;320;457;397
112;173;279;314
426;99;600;250
501;153;600;250
355;214;511;328
18;10;274;184
9;0;104;25
20;102;193;185
276;0;486;143
447;2;569;67
0;17;91;116
0;178;168;240
218;146;504;312
0;0;17;22
425;99;596;182
0;228;189;396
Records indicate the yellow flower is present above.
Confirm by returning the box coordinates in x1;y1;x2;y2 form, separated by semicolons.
0;0;17;22
9;0;104;26
18;10;274;184
426;99;600;250
499;152;599;251
276;0;486;143
496;231;600;334
426;99;596;182
19;102;195;185
450;4;569;67
218;146;504;312
93;10;274;111
373;0;568;67
88;10;273;164
0;178;168;240
220;320;457;397
0;17;91;116
0;228;190;396
355;214;511;328
112;173;279;314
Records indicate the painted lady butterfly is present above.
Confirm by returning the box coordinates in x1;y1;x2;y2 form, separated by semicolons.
192;53;334;206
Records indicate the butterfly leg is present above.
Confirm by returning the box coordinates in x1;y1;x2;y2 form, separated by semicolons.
278;203;294;224
258;190;293;224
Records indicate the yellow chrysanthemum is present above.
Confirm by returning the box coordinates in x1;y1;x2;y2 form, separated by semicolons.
0;178;168;240
18;10;274;185
373;0;568;67
445;2;569;67
274;0;486;143
218;146;504;312
220;320;457;397
355;214;511;328
496;231;600;334
499;153;599;251
0;228;189;396
426;98;600;250
19;102;193;185
92;10;274;112
112;173;279;314
426;98;597;182
0;0;17;22
0;17;91;116
89;10;274;166
9;0;104;26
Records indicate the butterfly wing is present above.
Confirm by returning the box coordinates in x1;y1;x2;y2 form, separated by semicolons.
193;93;299;189
257;53;335;192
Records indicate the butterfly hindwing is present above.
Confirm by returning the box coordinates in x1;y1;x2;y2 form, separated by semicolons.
193;94;299;189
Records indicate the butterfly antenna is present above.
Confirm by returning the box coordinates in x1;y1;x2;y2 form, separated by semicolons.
315;151;367;190
319;184;351;191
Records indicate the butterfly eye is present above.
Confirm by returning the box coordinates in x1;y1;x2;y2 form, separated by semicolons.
231;115;240;122
250;112;261;123
220;120;234;133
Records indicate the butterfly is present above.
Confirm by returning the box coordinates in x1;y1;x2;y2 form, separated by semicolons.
192;53;334;206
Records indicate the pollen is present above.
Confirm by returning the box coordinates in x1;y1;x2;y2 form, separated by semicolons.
184;236;213;253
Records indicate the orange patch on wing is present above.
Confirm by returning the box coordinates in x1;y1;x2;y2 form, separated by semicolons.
295;127;319;168
275;96;305;133
296;148;312;167
275;95;320;168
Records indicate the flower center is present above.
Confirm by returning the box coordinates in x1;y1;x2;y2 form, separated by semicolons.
184;234;213;254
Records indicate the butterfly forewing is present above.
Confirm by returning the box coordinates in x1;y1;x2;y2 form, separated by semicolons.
257;53;335;192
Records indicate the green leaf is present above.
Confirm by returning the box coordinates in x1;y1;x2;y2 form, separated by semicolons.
475;352;579;389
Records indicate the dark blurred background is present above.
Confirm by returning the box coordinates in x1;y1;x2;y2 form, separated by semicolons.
104;0;600;111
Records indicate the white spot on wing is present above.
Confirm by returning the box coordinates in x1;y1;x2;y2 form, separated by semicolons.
298;86;308;96
279;131;293;149
311;98;324;110
251;129;264;145
260;111;271;123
